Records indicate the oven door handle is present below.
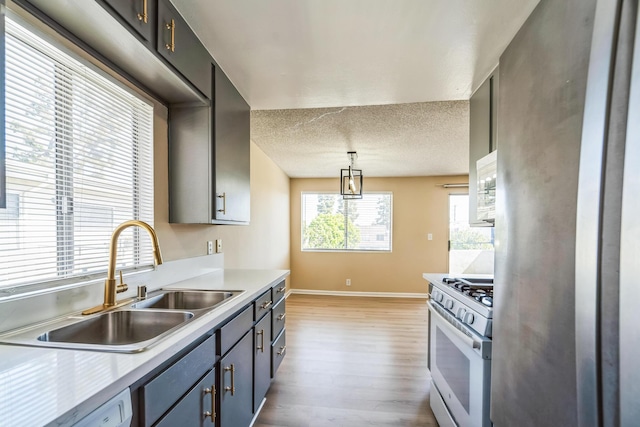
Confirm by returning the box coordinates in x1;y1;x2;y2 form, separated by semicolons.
428;301;481;350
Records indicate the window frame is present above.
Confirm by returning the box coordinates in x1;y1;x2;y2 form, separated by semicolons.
300;191;393;253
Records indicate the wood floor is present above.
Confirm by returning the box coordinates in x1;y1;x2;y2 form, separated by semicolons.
255;294;438;427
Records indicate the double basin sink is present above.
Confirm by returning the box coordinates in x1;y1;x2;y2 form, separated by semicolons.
0;289;244;353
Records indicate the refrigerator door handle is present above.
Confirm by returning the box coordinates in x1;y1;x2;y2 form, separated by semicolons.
619;5;640;426
575;1;622;426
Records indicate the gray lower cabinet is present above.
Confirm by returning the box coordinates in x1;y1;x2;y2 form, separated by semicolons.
271;329;286;378
253;312;272;412
219;331;254;427
140;334;216;426
155;368;216;427
101;0;155;43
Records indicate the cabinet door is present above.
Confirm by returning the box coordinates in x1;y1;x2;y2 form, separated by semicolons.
155;368;216;427
213;65;250;224
254;313;272;412
102;0;155;43
219;331;253;427
469;71;495;227
157;0;211;96
141;334;216;426
271;329;286;378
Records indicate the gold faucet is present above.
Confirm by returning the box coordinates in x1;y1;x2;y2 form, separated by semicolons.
83;220;163;315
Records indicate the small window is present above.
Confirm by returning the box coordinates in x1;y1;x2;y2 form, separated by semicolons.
0;17;154;288
301;193;392;252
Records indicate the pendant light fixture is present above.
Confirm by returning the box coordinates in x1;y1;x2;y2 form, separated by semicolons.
340;151;363;199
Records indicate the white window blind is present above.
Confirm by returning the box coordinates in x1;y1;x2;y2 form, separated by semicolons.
0;18;154;289
301;193;392;251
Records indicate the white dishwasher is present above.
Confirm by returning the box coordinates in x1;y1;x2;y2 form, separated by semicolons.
72;388;133;427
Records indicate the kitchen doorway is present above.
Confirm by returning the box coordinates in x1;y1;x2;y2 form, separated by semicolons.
448;194;494;275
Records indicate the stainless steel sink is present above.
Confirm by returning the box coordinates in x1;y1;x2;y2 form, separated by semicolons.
37;310;193;346
131;290;242;311
0;289;245;353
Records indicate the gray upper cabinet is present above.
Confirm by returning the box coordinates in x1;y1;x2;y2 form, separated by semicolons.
157;0;212;97
168;64;250;225
469;66;498;226
101;0;155;43
213;65;251;224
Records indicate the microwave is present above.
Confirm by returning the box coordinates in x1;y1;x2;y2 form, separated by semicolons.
476;150;497;223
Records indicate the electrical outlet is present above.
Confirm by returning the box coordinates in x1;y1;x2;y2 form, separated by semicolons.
346;279;351;286
207;241;214;255
216;239;223;253
428;233;433;241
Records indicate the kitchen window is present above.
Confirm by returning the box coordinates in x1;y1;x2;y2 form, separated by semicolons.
0;17;154;289
301;192;392;252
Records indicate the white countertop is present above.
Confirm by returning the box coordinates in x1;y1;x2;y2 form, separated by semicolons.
0;268;289;427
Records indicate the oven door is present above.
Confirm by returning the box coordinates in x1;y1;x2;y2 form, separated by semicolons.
428;301;492;427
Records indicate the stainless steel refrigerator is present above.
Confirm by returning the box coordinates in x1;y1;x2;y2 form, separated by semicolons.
491;0;639;426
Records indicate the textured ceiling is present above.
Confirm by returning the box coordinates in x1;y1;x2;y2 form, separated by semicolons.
251;101;469;178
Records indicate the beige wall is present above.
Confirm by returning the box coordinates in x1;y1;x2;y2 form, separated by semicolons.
290;176;467;294
153;104;290;273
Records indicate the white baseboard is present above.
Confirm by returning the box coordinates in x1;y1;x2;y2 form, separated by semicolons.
288;289;428;298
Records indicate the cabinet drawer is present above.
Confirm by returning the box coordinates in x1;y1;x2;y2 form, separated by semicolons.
272;280;286;305
157;0;212;96
142;334;215;426
254;289;273;321
219;304;253;357
271;299;286;341
154;368;216;427
271;329;286;378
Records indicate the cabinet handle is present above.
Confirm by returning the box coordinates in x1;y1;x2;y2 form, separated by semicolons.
224;364;235;395
277;345;286;356
203;385;215;421
136;0;148;23
256;329;265;352
261;300;272;310
277;313;286;321
277;286;285;294
217;192;226;215
165;19;175;52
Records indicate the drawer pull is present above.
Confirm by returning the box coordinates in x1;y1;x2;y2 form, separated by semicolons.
224;364;235;395
277;313;286;321
256;329;265;352
261;300;272;310
165;19;175;52
277;345;286;356
277;286;285;294
203;385;215;421
137;0;148;23
217;192;226;214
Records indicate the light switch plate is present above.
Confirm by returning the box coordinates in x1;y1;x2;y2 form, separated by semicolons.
216;239;223;253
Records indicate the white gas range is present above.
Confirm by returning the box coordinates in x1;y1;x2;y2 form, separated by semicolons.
423;274;494;427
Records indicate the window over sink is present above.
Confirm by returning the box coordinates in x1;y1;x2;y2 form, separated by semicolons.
0;17;154;290
301;192;392;252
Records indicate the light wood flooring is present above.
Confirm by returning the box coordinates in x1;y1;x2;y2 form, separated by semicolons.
255;294;438;427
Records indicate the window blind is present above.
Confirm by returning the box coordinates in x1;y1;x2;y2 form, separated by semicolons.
301;193;392;251
0;18;154;289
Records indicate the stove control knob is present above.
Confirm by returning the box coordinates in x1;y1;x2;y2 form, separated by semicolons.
457;308;467;319
445;299;454;310
464;312;475;324
433;290;444;303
